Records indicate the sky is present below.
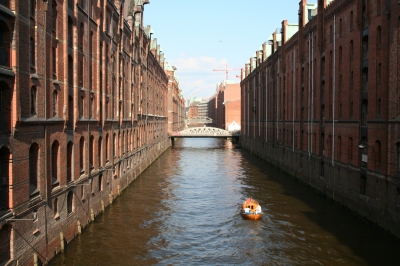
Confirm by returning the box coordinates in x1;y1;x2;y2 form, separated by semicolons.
143;0;305;100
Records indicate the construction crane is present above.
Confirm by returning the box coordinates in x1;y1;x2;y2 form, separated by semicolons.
213;64;241;80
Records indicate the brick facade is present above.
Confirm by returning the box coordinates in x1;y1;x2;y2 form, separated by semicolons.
240;0;400;237
0;1;174;265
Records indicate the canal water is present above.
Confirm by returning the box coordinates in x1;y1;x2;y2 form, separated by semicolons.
50;138;400;266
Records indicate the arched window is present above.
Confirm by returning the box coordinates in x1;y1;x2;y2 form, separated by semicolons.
80;137;85;173
67;191;73;214
337;136;342;160
0;82;11;133
67;141;73;183
29;143;39;197
51;141;59;187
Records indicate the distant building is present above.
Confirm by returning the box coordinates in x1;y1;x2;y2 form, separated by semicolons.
215;81;241;131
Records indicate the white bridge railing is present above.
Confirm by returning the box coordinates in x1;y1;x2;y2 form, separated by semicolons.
170;127;240;138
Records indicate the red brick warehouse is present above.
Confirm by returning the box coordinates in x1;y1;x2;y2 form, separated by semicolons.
0;0;184;265
240;0;400;237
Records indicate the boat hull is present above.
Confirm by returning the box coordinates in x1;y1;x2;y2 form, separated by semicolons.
240;212;262;220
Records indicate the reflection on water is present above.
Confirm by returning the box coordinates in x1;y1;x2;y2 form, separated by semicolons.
51;138;400;266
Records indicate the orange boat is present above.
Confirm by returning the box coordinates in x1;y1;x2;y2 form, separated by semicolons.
240;198;262;220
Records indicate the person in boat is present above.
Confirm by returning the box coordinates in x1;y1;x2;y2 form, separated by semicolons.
255;205;262;214
244;207;250;214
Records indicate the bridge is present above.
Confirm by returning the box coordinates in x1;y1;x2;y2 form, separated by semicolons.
187;117;213;124
170;127;240;138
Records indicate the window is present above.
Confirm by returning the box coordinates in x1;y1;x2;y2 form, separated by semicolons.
30;37;35;67
377;0;381;16
68;55;73;87
52;47;56;75
52;90;57;117
67;141;73;183
348;137;353;163
29;143;39;196
31;86;37;115
30;0;36;18
113;133;116;158
105;134;109;162
80;137;85;173
89;135;94;169
98;174;103;192
89;94;93;118
79;0;86;10
361;100;368;126
377;63;381;85
0;85;11;133
68;95;73;129
337;136;342;161
79;95;84;119
350;11;354;31
51;141;59;187
339;19;342;37
362;68;368;91
0;21;11;67
67;191;73;214
350;71;354;90
79;23;84;51
98;137;102;167
360;176;367;196
362;0;368;29
52;1;57;33
377;27;382;50
350;40;354;60
68;17;73;47
54;198;58;217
